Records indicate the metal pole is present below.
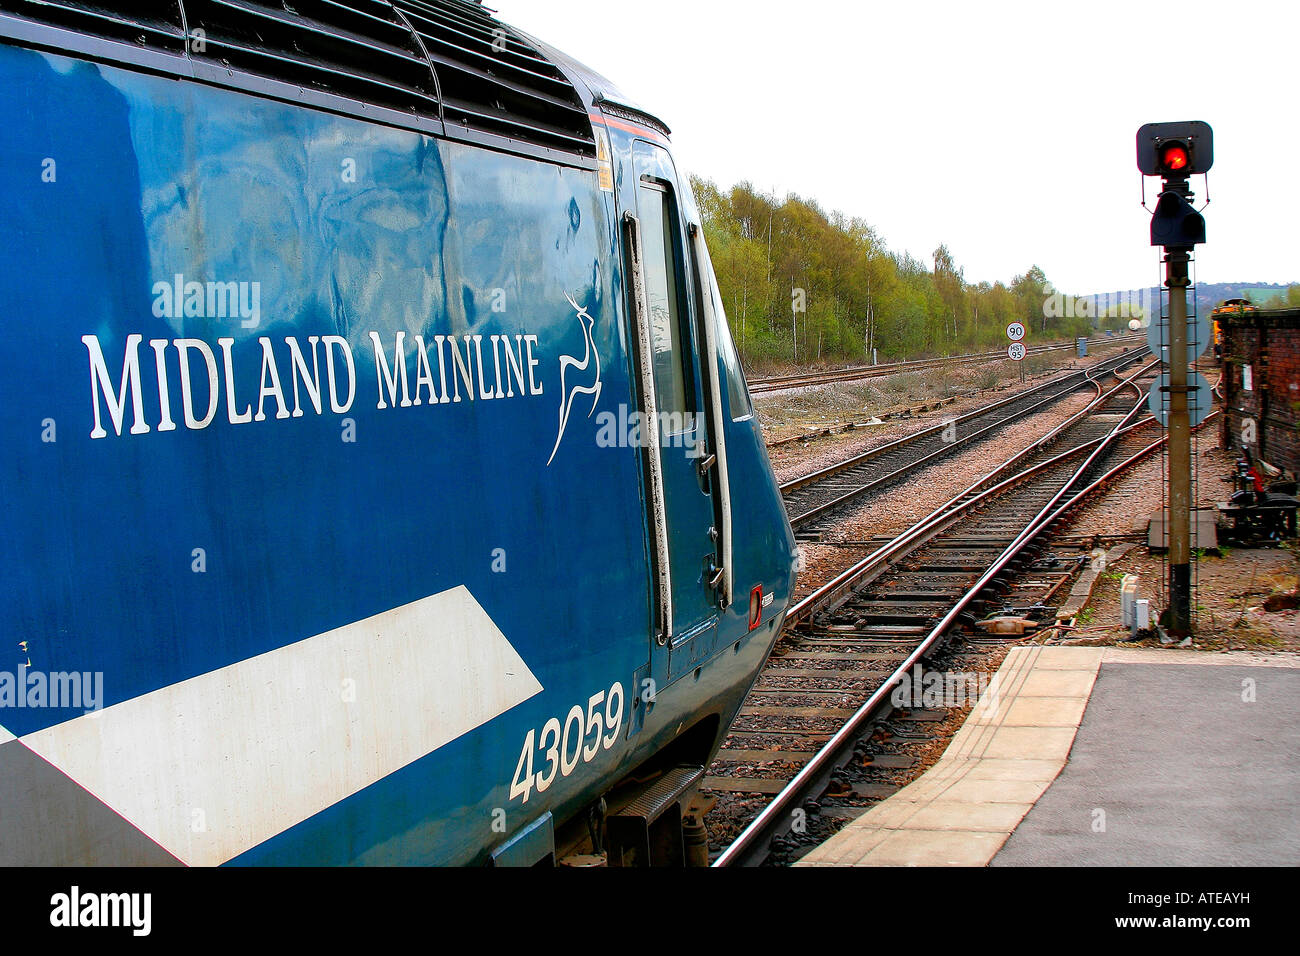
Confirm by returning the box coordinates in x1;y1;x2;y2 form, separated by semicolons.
1165;249;1193;637
791;277;797;364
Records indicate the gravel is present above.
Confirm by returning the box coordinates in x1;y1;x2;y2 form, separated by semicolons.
1054;428;1300;651
760;341;1138;483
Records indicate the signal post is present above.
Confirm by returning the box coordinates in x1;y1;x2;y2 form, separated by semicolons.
1165;247;1193;637
1136;121;1213;639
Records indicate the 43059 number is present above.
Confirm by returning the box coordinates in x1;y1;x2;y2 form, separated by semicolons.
509;681;624;804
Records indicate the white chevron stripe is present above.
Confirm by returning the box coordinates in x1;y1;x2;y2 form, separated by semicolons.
0;723;13;744
19;586;542;866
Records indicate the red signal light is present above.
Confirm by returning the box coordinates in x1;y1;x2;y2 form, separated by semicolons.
1137;123;1212;177
1160;142;1189;172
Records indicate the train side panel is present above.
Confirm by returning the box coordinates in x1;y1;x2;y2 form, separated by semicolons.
588;116;798;780
0;45;657;865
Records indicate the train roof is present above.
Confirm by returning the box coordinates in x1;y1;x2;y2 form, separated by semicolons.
0;0;621;165
522;32;673;139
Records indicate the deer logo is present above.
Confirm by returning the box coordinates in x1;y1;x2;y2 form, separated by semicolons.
547;292;602;466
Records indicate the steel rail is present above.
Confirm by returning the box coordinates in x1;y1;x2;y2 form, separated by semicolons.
782;358;1159;621
749;334;1146;393
781;352;1116;494
765;346;1145;451
713;386;1164;867
781;351;1152;529
751;345;1070;392
783;407;1158;631
748;335;1144;392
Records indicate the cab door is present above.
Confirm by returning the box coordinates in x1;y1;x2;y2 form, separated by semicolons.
629;141;720;683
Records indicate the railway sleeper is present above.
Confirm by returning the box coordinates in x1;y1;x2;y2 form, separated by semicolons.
863;589;972;601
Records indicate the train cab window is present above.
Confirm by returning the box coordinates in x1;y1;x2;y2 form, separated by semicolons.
713;284;753;421
639;182;693;432
697;242;753;421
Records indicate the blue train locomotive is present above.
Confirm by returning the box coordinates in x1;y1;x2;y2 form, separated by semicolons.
0;0;796;865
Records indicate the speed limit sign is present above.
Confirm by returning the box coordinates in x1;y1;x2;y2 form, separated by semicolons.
1006;322;1026;341
1008;342;1026;361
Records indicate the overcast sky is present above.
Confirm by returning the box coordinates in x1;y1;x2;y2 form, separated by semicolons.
498;0;1297;295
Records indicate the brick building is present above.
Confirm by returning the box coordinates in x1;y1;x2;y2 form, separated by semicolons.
1221;307;1300;476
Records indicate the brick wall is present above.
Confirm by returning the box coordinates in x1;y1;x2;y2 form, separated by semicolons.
1222;308;1300;476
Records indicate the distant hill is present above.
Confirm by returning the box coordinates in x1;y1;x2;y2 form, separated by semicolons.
1084;281;1298;321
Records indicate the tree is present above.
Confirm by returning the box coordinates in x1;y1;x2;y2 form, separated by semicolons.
690;175;1086;369
1012;266;1050;333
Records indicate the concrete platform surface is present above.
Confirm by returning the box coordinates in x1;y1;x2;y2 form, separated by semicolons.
795;646;1300;867
993;649;1300;866
795;645;1103;866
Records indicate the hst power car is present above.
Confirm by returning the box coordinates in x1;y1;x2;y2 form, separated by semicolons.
0;0;797;865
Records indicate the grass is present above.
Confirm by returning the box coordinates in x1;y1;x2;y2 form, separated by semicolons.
1226;621;1284;648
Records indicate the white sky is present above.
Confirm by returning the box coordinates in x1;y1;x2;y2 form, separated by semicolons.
498;0;1298;295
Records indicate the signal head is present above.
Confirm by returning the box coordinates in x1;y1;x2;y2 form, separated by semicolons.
1159;141;1189;173
1137;121;1213;178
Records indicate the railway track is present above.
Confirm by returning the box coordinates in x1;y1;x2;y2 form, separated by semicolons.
748;334;1145;395
707;362;1182;866
780;348;1151;535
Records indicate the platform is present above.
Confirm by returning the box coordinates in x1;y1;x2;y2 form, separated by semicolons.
795;645;1300;867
